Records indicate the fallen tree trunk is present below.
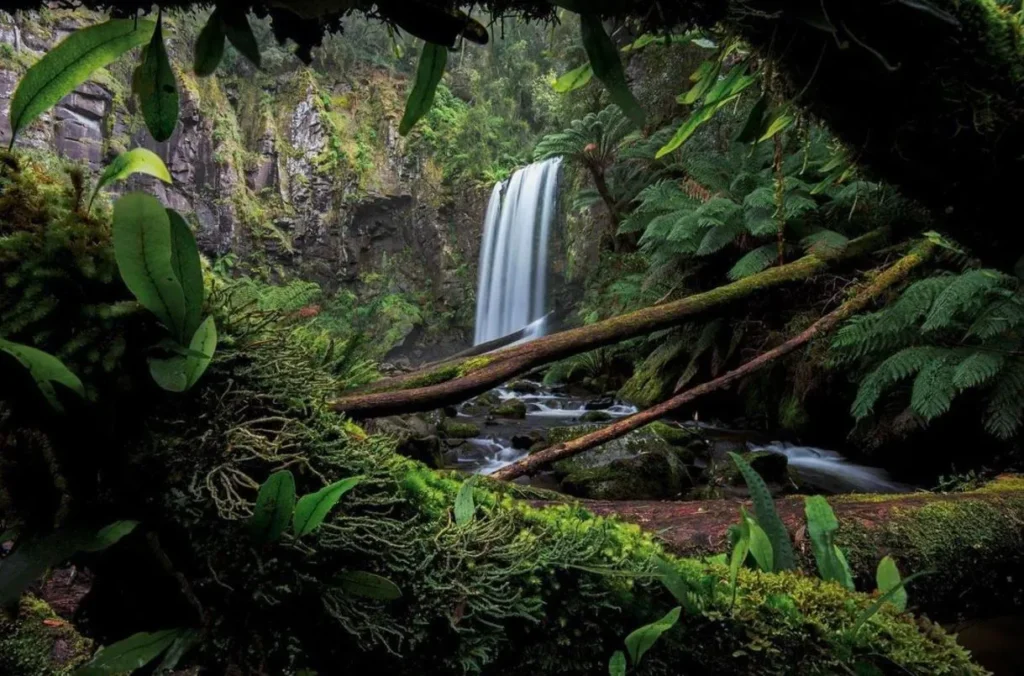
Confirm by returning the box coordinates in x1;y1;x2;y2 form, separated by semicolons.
492;241;934;481
560;474;1024;623
331;229;890;417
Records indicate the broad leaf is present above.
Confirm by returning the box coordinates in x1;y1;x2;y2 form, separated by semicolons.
184;316;217;389
0;339;84;412
580;14;645;128
167;210;205;339
8;19;155;146
333;571;402;600
89;148;171;211
624;606;680;665
113;193;186;340
804;495;855;589
74;629;187;675
553;63;593;93
135;13;179;142
292;476;362;537
248;470;296;543
608;650;626;676
454;475;478;526
743;508;774;572
875;555;907;612
399;42;448;136
193;9;225;76
222;10;262;69
80;520;139;553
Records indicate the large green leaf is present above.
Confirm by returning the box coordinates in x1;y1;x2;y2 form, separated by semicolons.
134;13;179;142
727;452;796;570
148;316;216;393
222;9;262;69
73;629;188;675
247;470;296;543
0;339;84;412
80;520;139;553
608;650;626;676
552;63;593;93
580;14;645;128
89;148;171;211
399;42;448;136
193;9;225;76
167;209;204;339
292;476;362;537
875;555;907;612
8;19;155;146
112;192;186;340
453;475;478;526
333;571;402;600
624;606;680;665
804;496;855;589
743;507;774;572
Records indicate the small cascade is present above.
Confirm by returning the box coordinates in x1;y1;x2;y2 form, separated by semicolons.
474;158;563;345
748;441;910;494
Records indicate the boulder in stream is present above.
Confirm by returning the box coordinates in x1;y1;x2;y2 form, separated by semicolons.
492;399;527;419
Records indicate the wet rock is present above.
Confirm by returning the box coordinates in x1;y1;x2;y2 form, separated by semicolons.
368;415;441;466
440;421;481;439
512;432;545;450
507;380;540;394
442;405;459;418
580;410;613;423
560;445;695;500
492;399;527;419
546;424;603;447
584;397;615;411
717;450;790;486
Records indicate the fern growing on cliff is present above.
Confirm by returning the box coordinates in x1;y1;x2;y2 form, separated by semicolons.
832;268;1024;438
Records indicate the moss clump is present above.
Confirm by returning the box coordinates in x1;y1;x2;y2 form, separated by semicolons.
440;420;481;439
618;340;687;407
546;424;603;446
580;410;613;423
0;595;92;675
492;398;527;419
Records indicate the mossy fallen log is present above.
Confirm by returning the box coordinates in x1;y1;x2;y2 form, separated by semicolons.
573;475;1024;624
331;229;890;417
0;595;92;675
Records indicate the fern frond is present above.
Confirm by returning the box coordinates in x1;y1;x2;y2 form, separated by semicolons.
952;352;1005;391
852;346;944;419
696;221;745;256
727;244;778;280
910;358;957;421
984;360;1024;439
921;269;1008;332
966;298;1024;339
801;229;849;256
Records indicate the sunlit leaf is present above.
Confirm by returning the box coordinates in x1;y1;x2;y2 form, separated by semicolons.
89;148;171;211
875;555;907;612
744;508;774;572
553;63;593;93
624;606;680;665
293;476;362;537
0;339;84;412
758;107;796;143
248;470;296;543
8;19;155;146
80;520;139;553
454;475;478;526
167;209;205;340
399;42;448;136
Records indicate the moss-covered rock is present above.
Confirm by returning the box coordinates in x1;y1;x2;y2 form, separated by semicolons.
561;446;695;500
506;380;540;394
716;450;790;486
618;340;687;408
579;410;613;423
492;398;527;419
440;420;482;439
0;595;92;675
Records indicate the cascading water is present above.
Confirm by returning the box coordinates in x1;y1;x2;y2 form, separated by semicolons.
474;158;562;345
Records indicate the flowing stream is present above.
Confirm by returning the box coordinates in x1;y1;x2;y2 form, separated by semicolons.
474;158;562;345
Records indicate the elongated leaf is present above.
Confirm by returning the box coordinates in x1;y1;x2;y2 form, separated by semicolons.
728;522;749;609
135;13;179;142
74;629;187;675
608;650;626;676
728;452;795;570
758;107;796;143
222;10;262;68
656;94;740;158
193;9;225;76
167;210;204;340
624;606;680;665
80;520;139;553
875;555;907;612
553;63;593;92
293;476;362;537
113;192;186;338
804;495;854;589
333;571;402;600
680;60;720;105
852;570;931;635
834;546;855;590
248;470;295;543
0;530;79;608
8;19;155;146
654;555;698;615
156;629;199;672
454;475;478;526
743;508;774;572
184;316;217;389
580;14;645;128
736;95;768;143
0;339;84;412
89;148;171;211
399;42;448;136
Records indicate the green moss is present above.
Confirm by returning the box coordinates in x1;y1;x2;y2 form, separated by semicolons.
440;420;481;439
579;410;612;423
492;398;527;419
458;356;493;376
618;340;687;407
0;596;92;675
545;424;603;446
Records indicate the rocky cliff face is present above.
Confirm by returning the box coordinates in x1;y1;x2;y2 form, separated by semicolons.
0;8;486;351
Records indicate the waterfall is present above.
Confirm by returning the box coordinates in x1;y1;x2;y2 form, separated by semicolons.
474;158;562;345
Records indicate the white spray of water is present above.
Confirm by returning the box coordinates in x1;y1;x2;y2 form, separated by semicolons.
474;158;562;345
749;441;908;493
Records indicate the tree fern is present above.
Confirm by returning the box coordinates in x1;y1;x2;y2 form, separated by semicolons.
728;244;779;280
852;346;944;419
910;358;957;421
920;269;1006;332
952;352;1005;390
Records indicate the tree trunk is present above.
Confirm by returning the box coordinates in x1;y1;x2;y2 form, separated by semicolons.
489;240;934;480
544;474;1024;623
331;229;891;418
589;165;622;251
